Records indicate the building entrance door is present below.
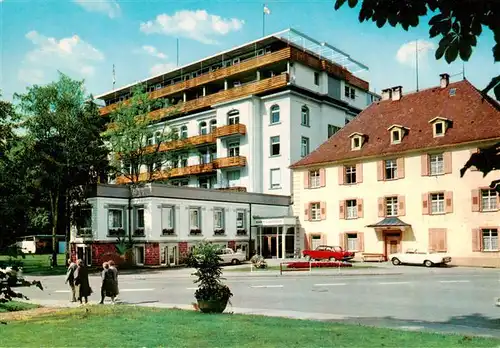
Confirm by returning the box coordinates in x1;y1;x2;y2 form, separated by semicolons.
384;232;402;259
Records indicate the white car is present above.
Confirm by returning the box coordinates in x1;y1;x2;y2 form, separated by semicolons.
217;248;246;265
389;249;452;267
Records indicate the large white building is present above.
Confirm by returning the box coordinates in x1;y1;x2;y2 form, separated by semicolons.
96;29;378;196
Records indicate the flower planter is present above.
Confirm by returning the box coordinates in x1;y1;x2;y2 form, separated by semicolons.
197;299;228;314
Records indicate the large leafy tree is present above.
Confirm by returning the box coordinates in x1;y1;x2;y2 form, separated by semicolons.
14;73;109;266
334;0;500;100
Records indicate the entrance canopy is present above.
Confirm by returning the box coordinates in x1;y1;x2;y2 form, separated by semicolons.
366;217;411;230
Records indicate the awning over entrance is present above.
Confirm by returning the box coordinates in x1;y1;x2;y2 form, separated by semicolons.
366;217;411;228
252;216;299;259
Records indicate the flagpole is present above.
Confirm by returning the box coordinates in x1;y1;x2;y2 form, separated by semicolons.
262;4;265;37
415;39;419;92
176;38;179;67
112;64;116;90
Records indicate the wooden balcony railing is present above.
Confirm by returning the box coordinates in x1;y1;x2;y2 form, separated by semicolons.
114;163;215;184
214;123;246;138
214;156;247;169
148;74;289;121
99;48;292;116
146;133;216;153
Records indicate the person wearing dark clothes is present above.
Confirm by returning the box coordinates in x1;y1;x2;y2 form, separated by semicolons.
99;262;117;304
74;259;92;305
65;259;78;302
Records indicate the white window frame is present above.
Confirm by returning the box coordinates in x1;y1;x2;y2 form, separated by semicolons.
209;119;217;133
108;208;123;229
270;168;281;189
214;209;224;230
180;125;188;139
228;142;240;157
135;207;145;229
346;199;358;219
309;170;320;188
481;189;497;211
347;233;358;251
227;110;240;125
189;208;201;230
328;124;340;138
270;105;280;124
270;136;280;156
351;136;361;150
161;205;175;231
310;203;321;221
345;165;356;184
314;72;320;86
482;228;498;251
301;137;310;157
385;197;398;217
429;153;444;175
391;129;401;144
430;193;445;214
385;159;397;180
301;106;310;126
227;170;241;187
146;133;154;146
199;121;208;135
236;210;246;229
77;208;92;235
434;122;445;137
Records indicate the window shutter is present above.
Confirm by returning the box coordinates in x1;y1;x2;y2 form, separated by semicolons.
377;161;384;181
339;233;347;250
378;197;385;217
356;163;363;183
421;154;429;176
357;199;364;218
338;166;344;185
445;191;453;213
319;168;326;187
429;228;447;252
357;232;365;252
443;152;452;174
304;171;310;189
398;195;406;216
397;158;405;179
428;229;436;251
472;228;482;252
422;193;429;215
304;234;311;250
470;149;479;171
304;203;310;221
438;229;447;252
339;200;345;220
471;189;480;212
320;202;327;220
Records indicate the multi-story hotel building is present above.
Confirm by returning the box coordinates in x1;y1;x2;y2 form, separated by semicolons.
96;29;378;196
290;74;500;267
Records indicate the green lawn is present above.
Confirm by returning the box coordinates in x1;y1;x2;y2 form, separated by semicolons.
0;254;67;275
225;264;376;272
0;301;39;313
0;306;497;347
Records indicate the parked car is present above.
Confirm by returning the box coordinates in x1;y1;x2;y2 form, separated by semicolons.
217;248;246;265
302;245;355;261
389;249;452;267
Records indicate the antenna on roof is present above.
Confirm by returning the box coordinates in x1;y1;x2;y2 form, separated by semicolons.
462;61;466;80
112;64;116;90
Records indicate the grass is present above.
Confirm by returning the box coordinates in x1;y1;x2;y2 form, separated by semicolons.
0;305;498;347
224;264;376;272
0;254;67;276
0;301;39;313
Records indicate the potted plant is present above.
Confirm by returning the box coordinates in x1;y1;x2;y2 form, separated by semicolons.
187;241;233;313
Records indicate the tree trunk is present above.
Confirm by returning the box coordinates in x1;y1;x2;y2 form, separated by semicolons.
65;192;71;265
49;191;59;268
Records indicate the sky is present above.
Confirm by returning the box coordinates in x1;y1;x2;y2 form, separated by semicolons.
0;0;498;102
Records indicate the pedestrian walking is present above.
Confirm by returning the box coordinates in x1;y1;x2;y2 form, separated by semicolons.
64;259;78;302
74;259;92;305
108;260;119;300
99;262;117;304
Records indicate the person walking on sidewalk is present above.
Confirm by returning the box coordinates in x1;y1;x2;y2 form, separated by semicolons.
99;262;117;304
74;259;92;305
64;258;78;302
108;260;119;301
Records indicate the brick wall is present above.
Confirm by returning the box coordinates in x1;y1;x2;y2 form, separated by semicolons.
178;242;188;263
228;240;236;251
145;243;160;266
92;243;119;267
70;244;76;263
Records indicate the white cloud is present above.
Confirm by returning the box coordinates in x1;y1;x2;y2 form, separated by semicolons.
150;62;177;76
140;45;168;60
396;40;437;67
140;10;244;45
73;0;121;19
18;31;104;85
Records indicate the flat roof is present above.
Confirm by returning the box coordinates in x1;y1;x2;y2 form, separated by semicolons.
95;28;368;100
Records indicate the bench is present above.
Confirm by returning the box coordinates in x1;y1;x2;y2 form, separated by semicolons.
362;253;386;262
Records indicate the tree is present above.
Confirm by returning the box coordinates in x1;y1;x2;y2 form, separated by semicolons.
14;73;109;266
334;0;500;100
460;142;500;193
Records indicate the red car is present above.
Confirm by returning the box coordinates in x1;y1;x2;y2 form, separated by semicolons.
302;245;355;261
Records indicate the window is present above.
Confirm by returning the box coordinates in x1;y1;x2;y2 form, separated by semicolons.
76;208;92;235
430;193;445;214
346;200;357;219
179;153;188;168
210;119;217;133
310;203;320;221
328;125;340;138
270;105;280;124
449;88;456;96
481;189;498;211
236;210;246;229
301;106;310;126
385;197;398;217
314;72;320;86
199;121;208;135
146;133;154;146
135;208;145;229
154;131;162;144
385;159;397;180
108;208;123;229
345;165;356;184
309;170;320;188
482;228;498;251
161;206;174;231
301;137;310;157
270;168;281;189
434;122;444;136
199;176;213;189
180;125;188;139
227;110;240;125
429;153;444;175
189;208;200;229
270;136;280;156
351;136;361;150
214;209;224;230
228;142;240;157
227;170;240;187
347;233;358;251
345;86;355;99
391;130;401;144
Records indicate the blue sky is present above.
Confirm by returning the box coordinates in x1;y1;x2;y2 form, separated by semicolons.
1;0;498;101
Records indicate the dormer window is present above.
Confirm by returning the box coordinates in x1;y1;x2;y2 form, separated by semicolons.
428;117;451;138
391;130;401;144
349;132;365;151
387;124;408;144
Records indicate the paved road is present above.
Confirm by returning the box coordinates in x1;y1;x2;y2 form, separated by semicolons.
18;265;500;338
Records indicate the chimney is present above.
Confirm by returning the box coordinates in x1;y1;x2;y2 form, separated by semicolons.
440;73;450;88
381;88;392;101
391;86;402;101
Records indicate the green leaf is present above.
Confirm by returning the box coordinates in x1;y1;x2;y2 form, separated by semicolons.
429;25;440;38
347;0;358;8
493;43;500;62
387;12;398;27
376;16;387;28
471;19;482;36
494;83;500;102
459;43;472;61
445;43;459;64
428;13;444;26
435;43;447;60
334;0;347;11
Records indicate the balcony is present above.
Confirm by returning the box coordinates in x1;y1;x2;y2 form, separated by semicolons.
115;163;215;184
150;133;215;153
214;156;246;169
99;48;292;116
214;123;246;138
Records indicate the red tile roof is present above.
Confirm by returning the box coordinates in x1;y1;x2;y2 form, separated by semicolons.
290;79;500;168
